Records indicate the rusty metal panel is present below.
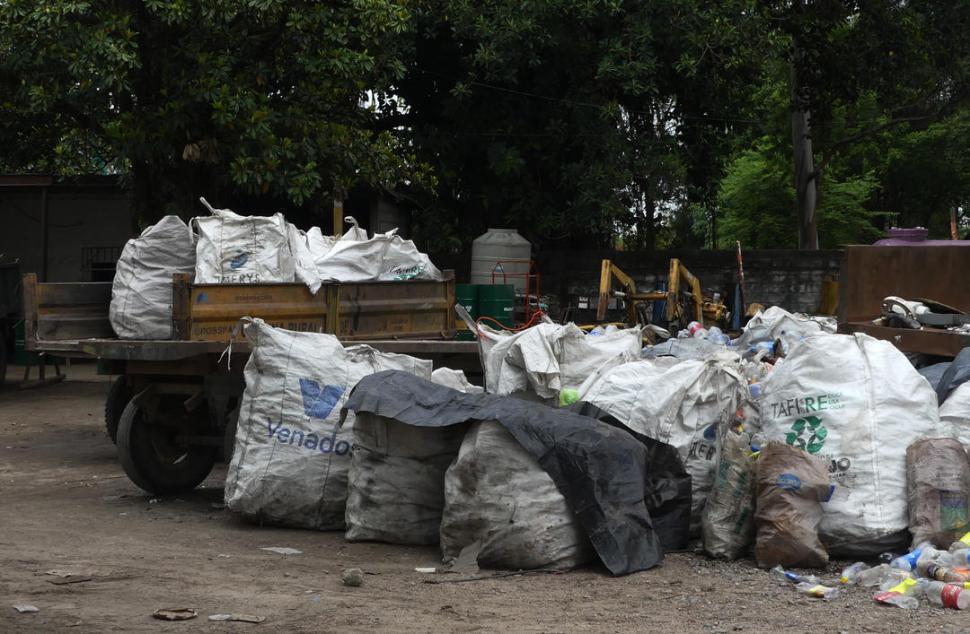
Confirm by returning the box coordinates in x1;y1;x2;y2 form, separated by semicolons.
333;273;456;340
183;273;456;342
839;246;970;323
184;282;330;340
839;322;970;357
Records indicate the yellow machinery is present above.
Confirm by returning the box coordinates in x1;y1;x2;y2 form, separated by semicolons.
596;258;728;330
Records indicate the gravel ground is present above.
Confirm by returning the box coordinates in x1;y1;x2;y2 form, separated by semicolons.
1;366;968;632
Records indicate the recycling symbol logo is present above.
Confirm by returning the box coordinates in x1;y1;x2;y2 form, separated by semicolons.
785;415;827;454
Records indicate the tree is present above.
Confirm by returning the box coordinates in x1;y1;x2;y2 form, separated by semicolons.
393;0;776;252
0;0;431;223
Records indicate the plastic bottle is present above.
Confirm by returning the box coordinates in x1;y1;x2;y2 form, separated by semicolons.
796;582;841;600
950;548;970;567
873;577;920;609
921;563;970;583
769;565;819;585
921;580;970;609
891;544;929;572
855;564;909;588
916;548;954;577
840;562;869;584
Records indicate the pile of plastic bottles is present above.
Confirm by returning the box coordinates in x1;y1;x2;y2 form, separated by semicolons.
677;321;731;346
771;531;970;609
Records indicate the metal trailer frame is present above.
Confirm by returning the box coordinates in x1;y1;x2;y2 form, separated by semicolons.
22;272;479;495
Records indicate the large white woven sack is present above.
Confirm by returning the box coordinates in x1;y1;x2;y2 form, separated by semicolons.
193;198;321;293
315;228;442;282
479;323;642;401
224;319;431;529
109;215;196;339
759;333;940;555
580;357;745;535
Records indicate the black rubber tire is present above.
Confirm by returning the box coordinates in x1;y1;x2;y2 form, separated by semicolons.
104;377;129;444
116;397;217;495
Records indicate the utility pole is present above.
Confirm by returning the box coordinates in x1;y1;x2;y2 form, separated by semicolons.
791;1;819;250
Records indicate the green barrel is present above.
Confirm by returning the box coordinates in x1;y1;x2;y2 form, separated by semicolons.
455;284;479;319
478;284;516;327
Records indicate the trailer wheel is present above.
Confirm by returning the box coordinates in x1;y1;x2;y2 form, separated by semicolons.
104;377;129;444
116;395;216;495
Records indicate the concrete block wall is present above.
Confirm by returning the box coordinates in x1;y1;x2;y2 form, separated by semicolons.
534;249;842;318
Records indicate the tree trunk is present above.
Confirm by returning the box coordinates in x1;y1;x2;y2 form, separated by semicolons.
792;107;819;249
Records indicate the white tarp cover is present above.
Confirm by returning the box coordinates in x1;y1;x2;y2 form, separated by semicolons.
479;323;642;400
440;421;593;570
315;228;442;282
580;357;745;534
758;332;940;555
109;215;196;340
224;319;431;530
193;198;322;293
738;306;830;353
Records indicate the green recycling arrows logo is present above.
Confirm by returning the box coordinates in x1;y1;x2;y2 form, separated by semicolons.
785;415;827;454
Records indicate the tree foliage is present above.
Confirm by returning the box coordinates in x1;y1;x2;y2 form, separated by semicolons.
0;0;431;221
2;1;970;249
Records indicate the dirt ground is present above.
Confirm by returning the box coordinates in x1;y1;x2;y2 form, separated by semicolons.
1;366;969;633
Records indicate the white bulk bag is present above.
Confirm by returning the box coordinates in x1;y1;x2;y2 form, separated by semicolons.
193;198;321;293
305;217;368;265
440;421;593;570
758;333;940;554
224;319;431;530
109;215;196;340
316;228;442;282
581;357;745;534
939;382;970;448
344;410;466;545
431;368;484;393
479;323;641;400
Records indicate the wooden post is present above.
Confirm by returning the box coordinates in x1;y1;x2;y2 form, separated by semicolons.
40;186;49;282
333;194;344;237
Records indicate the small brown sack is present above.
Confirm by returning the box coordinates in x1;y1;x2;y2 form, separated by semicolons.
907;437;970;548
754;441;831;568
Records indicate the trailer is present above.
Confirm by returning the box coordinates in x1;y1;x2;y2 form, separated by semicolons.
22;271;479;495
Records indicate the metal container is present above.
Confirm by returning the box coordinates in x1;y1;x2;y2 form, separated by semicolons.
478;284;515;327
470;228;532;292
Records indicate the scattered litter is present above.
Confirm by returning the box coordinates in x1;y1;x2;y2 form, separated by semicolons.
210;502;225;510
795;582;841;600
217;554;231;558
260;547;302;555
13;604;38;613
341;568;364;587
149;498;160;504
873;577;920;609
208;613;266;623
415;567;437;574
152;608;197;621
